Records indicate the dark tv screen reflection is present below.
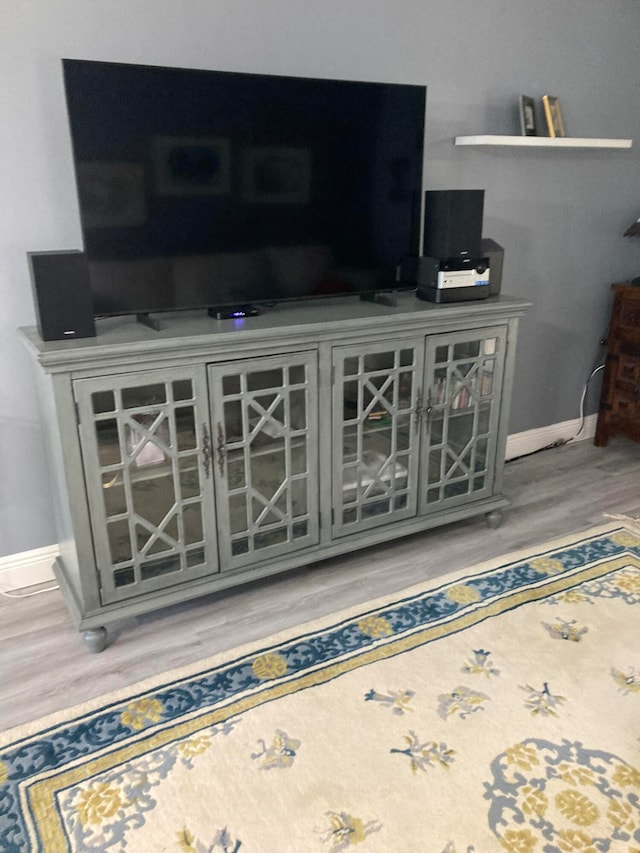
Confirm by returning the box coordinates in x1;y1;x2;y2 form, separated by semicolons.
62;59;426;317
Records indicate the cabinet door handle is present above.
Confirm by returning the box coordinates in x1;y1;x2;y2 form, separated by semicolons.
202;422;212;479
216;421;226;477
414;391;423;433
424;389;433;431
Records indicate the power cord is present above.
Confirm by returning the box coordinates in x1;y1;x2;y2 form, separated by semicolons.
572;363;605;439
507;357;606;463
0;584;60;599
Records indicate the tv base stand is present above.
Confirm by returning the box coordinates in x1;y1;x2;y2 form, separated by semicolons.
135;312;162;331
21;292;529;651
360;291;398;307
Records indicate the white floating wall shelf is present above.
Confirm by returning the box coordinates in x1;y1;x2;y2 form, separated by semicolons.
454;135;632;149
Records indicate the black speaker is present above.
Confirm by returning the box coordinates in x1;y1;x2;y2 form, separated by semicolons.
423;190;484;259
28;251;96;341
481;237;504;296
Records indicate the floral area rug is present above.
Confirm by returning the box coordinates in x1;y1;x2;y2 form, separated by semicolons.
1;523;639;852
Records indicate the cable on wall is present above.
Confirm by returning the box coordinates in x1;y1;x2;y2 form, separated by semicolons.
507;352;606;463
0;584;60;599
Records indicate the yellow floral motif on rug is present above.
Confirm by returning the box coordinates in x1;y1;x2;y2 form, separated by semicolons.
1;524;639;851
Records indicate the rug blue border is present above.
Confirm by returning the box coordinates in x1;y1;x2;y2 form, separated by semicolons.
1;527;639;851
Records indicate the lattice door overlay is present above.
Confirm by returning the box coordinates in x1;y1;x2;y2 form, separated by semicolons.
76;371;216;604
334;343;423;534
209;353;319;570
422;330;506;509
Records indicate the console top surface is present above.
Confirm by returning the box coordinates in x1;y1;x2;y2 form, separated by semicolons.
20;291;531;374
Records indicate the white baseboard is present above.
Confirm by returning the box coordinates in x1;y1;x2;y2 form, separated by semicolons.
505;413;597;461
0;415;597;593
0;545;58;592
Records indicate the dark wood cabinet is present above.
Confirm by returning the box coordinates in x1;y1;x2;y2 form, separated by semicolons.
595;283;640;446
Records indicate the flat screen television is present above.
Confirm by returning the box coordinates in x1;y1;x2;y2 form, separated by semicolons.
62;59;426;318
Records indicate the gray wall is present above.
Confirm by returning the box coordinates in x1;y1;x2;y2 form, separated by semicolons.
1;0;639;557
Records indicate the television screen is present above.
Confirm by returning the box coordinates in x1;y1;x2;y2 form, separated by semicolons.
62;59;426;317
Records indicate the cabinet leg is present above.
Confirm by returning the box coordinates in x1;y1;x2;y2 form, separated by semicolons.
594;420;609;447
83;627;108;653
485;509;504;529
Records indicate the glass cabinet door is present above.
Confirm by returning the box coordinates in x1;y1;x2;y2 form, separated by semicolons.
332;340;424;537
75;367;217;604
420;327;507;513
208;352;319;571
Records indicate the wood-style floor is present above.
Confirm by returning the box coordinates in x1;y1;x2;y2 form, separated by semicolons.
1;436;639;732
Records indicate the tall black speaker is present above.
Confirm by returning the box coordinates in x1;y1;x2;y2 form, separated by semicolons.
28;251;96;341
423;189;484;259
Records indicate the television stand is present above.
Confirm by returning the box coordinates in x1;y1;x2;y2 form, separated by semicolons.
360;291;398;308
136;312;162;331
20;291;530;651
208;305;260;320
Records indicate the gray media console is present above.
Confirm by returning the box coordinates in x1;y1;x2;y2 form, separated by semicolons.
21;291;530;652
